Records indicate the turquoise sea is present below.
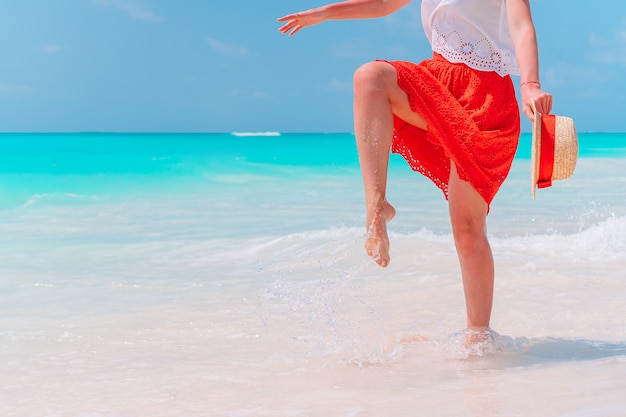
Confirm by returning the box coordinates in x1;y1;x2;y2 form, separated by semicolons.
1;132;626;417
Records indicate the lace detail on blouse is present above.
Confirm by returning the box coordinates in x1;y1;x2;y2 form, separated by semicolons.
432;25;519;76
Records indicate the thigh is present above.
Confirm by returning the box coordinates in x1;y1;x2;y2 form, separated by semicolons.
448;162;488;230
357;60;428;131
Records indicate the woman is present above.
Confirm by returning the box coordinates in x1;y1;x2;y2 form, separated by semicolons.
278;0;552;332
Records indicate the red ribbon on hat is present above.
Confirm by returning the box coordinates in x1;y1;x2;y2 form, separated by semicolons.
537;114;556;189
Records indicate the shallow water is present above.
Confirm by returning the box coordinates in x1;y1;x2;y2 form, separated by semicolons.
0;133;625;417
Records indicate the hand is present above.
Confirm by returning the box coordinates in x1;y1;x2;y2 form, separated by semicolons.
521;83;552;120
277;9;325;36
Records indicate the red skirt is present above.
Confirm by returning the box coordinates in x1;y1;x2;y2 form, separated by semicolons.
385;53;520;206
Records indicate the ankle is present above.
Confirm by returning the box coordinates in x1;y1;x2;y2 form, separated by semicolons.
366;200;394;221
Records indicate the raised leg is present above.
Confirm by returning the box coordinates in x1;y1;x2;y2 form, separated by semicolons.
353;61;426;267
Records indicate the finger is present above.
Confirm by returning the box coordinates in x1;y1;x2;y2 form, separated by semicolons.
523;106;534;121
546;96;553;114
280;22;302;36
540;93;554;114
523;100;535;119
277;14;296;22
278;21;297;34
538;97;551;115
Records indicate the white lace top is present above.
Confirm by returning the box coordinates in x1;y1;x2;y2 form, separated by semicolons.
421;0;520;76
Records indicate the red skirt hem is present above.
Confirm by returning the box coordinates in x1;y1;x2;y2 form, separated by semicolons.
382;54;521;207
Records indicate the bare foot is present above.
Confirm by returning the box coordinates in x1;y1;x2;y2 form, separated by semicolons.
464;327;497;357
364;202;395;267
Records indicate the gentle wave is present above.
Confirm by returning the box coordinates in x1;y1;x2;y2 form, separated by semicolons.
19;192;97;209
212;215;626;266
230;131;281;137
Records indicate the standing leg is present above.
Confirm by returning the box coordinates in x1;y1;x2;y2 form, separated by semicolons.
447;162;494;330
353;61;427;268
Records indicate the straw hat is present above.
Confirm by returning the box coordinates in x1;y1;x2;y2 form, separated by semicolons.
530;100;578;199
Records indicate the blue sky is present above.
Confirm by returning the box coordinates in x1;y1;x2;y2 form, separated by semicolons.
0;0;624;133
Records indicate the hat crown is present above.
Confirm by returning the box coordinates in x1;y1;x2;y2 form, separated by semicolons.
551;115;578;181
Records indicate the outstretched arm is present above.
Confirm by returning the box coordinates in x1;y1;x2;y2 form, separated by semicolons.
278;0;413;36
506;0;552;120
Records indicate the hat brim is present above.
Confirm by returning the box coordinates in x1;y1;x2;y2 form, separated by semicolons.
530;100;541;199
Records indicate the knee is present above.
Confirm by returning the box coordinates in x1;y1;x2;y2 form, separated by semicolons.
353;61;394;96
451;217;487;252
